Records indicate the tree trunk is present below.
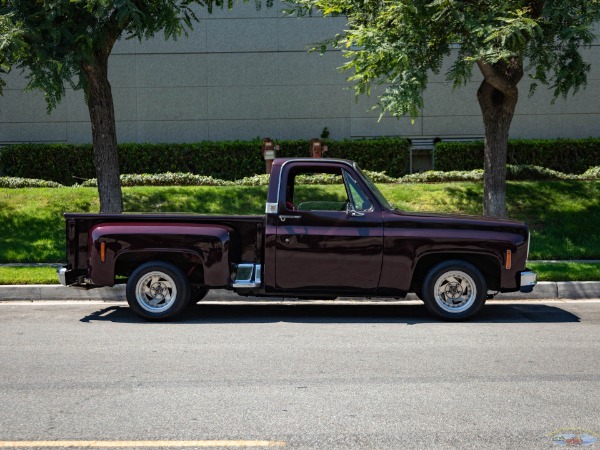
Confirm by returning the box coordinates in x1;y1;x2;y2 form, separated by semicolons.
476;59;523;218
82;53;123;213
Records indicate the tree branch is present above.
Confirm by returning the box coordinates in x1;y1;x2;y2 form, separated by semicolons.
476;59;518;96
529;0;544;19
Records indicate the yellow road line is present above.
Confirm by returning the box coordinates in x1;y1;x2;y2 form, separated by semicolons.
0;441;285;448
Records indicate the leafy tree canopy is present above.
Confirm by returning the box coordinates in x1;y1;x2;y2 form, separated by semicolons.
291;0;600;119
0;0;253;109
290;0;600;217
1;0;270;212
0;11;24;93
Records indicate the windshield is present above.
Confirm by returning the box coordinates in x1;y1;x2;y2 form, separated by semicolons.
354;164;394;210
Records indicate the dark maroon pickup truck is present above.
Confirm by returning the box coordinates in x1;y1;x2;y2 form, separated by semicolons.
59;158;536;321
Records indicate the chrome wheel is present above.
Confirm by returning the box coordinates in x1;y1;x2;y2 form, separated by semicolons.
433;270;477;314
421;260;487;321
135;270;178;314
126;261;191;320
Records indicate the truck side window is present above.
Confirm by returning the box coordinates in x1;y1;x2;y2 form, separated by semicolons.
343;171;373;212
288;168;349;212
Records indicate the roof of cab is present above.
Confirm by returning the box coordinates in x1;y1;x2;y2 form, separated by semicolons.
272;157;355;167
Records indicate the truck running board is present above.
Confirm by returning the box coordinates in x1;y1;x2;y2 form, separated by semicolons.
233;263;262;289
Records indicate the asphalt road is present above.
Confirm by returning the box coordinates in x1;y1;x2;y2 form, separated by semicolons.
1;300;600;449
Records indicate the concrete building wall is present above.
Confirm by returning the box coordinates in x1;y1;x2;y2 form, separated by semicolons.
1;6;599;145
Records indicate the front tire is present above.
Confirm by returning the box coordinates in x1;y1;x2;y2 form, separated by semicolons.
421;260;487;321
126;261;191;320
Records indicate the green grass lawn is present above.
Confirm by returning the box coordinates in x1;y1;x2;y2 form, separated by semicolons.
1;181;599;264
0;266;61;285
527;262;600;282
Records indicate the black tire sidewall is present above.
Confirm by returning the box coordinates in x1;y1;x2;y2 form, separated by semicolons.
126;261;191;320
421;260;487;321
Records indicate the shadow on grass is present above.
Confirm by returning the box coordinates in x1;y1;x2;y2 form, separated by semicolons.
123;186;268;214
123;186;347;214
445;181;600;259
436;184;483;215
0;198;65;263
80;302;580;325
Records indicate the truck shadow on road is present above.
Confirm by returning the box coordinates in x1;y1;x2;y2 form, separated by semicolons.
80;302;580;324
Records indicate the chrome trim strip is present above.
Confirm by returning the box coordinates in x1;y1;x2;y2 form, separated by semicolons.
279;215;301;222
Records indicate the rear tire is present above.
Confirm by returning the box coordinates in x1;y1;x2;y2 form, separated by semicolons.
126;261;191;321
421;260;487;321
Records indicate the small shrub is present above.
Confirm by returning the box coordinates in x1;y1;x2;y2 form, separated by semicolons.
363;170;398;183
506;165;576;180
296;173;343;185
0;177;64;188
400;170;484;183
397;165;578;183
234;174;271;186
81;173;235;187
580;166;600;179
79;171;398;187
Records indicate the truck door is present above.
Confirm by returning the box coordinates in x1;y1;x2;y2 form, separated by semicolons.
274;163;383;293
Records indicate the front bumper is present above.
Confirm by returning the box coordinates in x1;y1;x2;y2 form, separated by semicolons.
519;270;537;293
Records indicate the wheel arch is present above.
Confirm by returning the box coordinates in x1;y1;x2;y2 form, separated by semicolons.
411;252;502;293
114;250;206;285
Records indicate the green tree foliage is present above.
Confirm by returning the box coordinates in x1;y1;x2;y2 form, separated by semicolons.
0;12;23;93
0;0;257;212
290;0;600;217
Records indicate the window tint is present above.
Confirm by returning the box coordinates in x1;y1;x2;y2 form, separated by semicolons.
343;171;373;211
286;168;348;212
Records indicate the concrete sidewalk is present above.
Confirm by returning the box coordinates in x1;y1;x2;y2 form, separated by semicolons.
0;281;598;302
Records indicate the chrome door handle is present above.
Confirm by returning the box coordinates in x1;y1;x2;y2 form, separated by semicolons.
279;215;301;222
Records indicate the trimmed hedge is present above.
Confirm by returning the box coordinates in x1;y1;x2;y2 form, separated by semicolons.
400;165;580;183
0;177;65;188
435;138;600;174
0;144;96;186
0;138;410;186
80;171;393;187
9;164;597;189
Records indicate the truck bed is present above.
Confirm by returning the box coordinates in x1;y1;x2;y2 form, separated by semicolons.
64;213;264;272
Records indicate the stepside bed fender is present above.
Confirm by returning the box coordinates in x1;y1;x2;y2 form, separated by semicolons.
87;223;234;287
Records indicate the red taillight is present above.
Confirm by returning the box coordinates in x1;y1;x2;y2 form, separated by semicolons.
100;242;106;263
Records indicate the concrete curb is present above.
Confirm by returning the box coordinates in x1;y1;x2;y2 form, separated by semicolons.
0;281;598;302
0;285;127;301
